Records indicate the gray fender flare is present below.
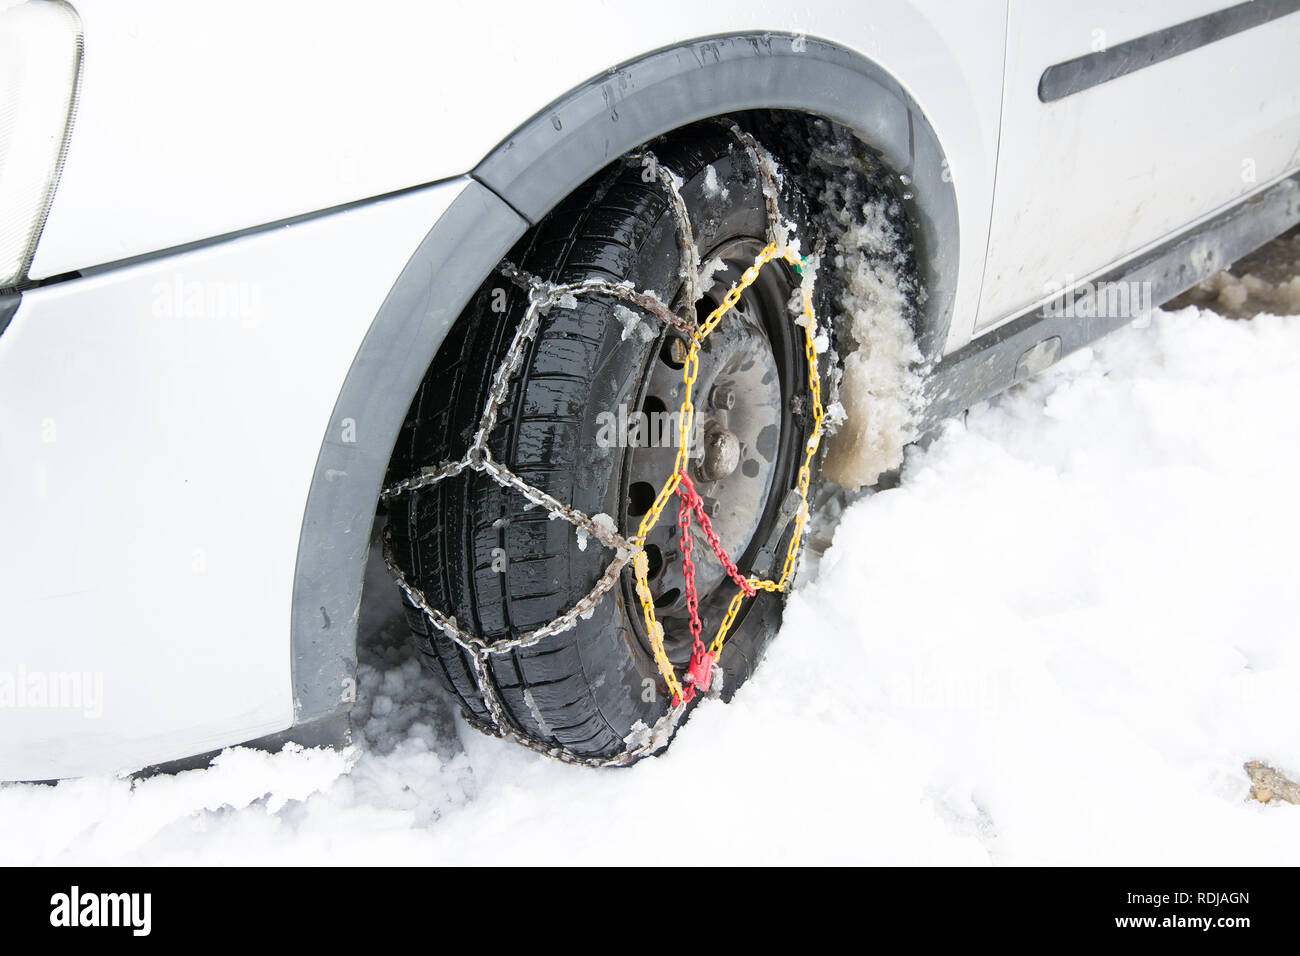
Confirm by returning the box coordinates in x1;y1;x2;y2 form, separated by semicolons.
289;31;959;729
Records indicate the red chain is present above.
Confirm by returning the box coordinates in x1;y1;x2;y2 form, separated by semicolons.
677;492;702;643
670;468;756;705
677;470;755;597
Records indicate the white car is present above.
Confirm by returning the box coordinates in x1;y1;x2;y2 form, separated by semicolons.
1;0;1297;779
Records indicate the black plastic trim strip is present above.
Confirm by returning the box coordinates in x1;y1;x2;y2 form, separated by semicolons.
287;181;527;728
0;294;18;339
1038;0;1300;102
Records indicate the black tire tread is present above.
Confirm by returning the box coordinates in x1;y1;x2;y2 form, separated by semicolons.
390;128;783;755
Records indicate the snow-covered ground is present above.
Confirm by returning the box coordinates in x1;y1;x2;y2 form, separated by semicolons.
5;302;1300;865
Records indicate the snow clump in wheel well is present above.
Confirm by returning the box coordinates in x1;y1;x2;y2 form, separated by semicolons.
754;114;926;490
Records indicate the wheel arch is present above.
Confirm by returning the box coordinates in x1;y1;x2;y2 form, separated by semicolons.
288;30;959;730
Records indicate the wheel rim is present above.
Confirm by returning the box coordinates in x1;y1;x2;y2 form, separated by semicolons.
620;236;804;667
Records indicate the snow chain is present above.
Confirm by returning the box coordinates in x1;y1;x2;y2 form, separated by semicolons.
381;125;824;766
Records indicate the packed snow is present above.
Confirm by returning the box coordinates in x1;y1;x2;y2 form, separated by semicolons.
810;137;926;492
4;301;1300;864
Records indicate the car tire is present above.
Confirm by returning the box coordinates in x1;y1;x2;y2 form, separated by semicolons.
384;123;824;761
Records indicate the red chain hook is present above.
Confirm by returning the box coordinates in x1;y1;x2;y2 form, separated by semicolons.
671;468;756;705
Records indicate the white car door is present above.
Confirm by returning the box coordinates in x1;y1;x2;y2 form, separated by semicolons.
976;0;1300;329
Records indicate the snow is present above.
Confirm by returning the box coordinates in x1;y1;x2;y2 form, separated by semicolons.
590;512;618;537
696;256;727;296
4;304;1300;864
702;164;730;201
578;513;617;553
615;303;655;342
812;147;925;491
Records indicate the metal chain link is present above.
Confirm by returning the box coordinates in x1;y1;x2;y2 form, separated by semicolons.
627;150;701;308
381;131;821;765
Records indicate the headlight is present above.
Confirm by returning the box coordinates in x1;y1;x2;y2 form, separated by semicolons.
0;0;82;289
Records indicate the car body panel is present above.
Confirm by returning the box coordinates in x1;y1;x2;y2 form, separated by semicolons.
0;178;461;780
976;0;1300;328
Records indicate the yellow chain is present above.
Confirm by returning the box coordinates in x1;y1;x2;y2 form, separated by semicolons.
631;243;824;702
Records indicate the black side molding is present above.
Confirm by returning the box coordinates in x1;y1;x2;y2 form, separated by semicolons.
0;294;17;339
1039;0;1300;102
